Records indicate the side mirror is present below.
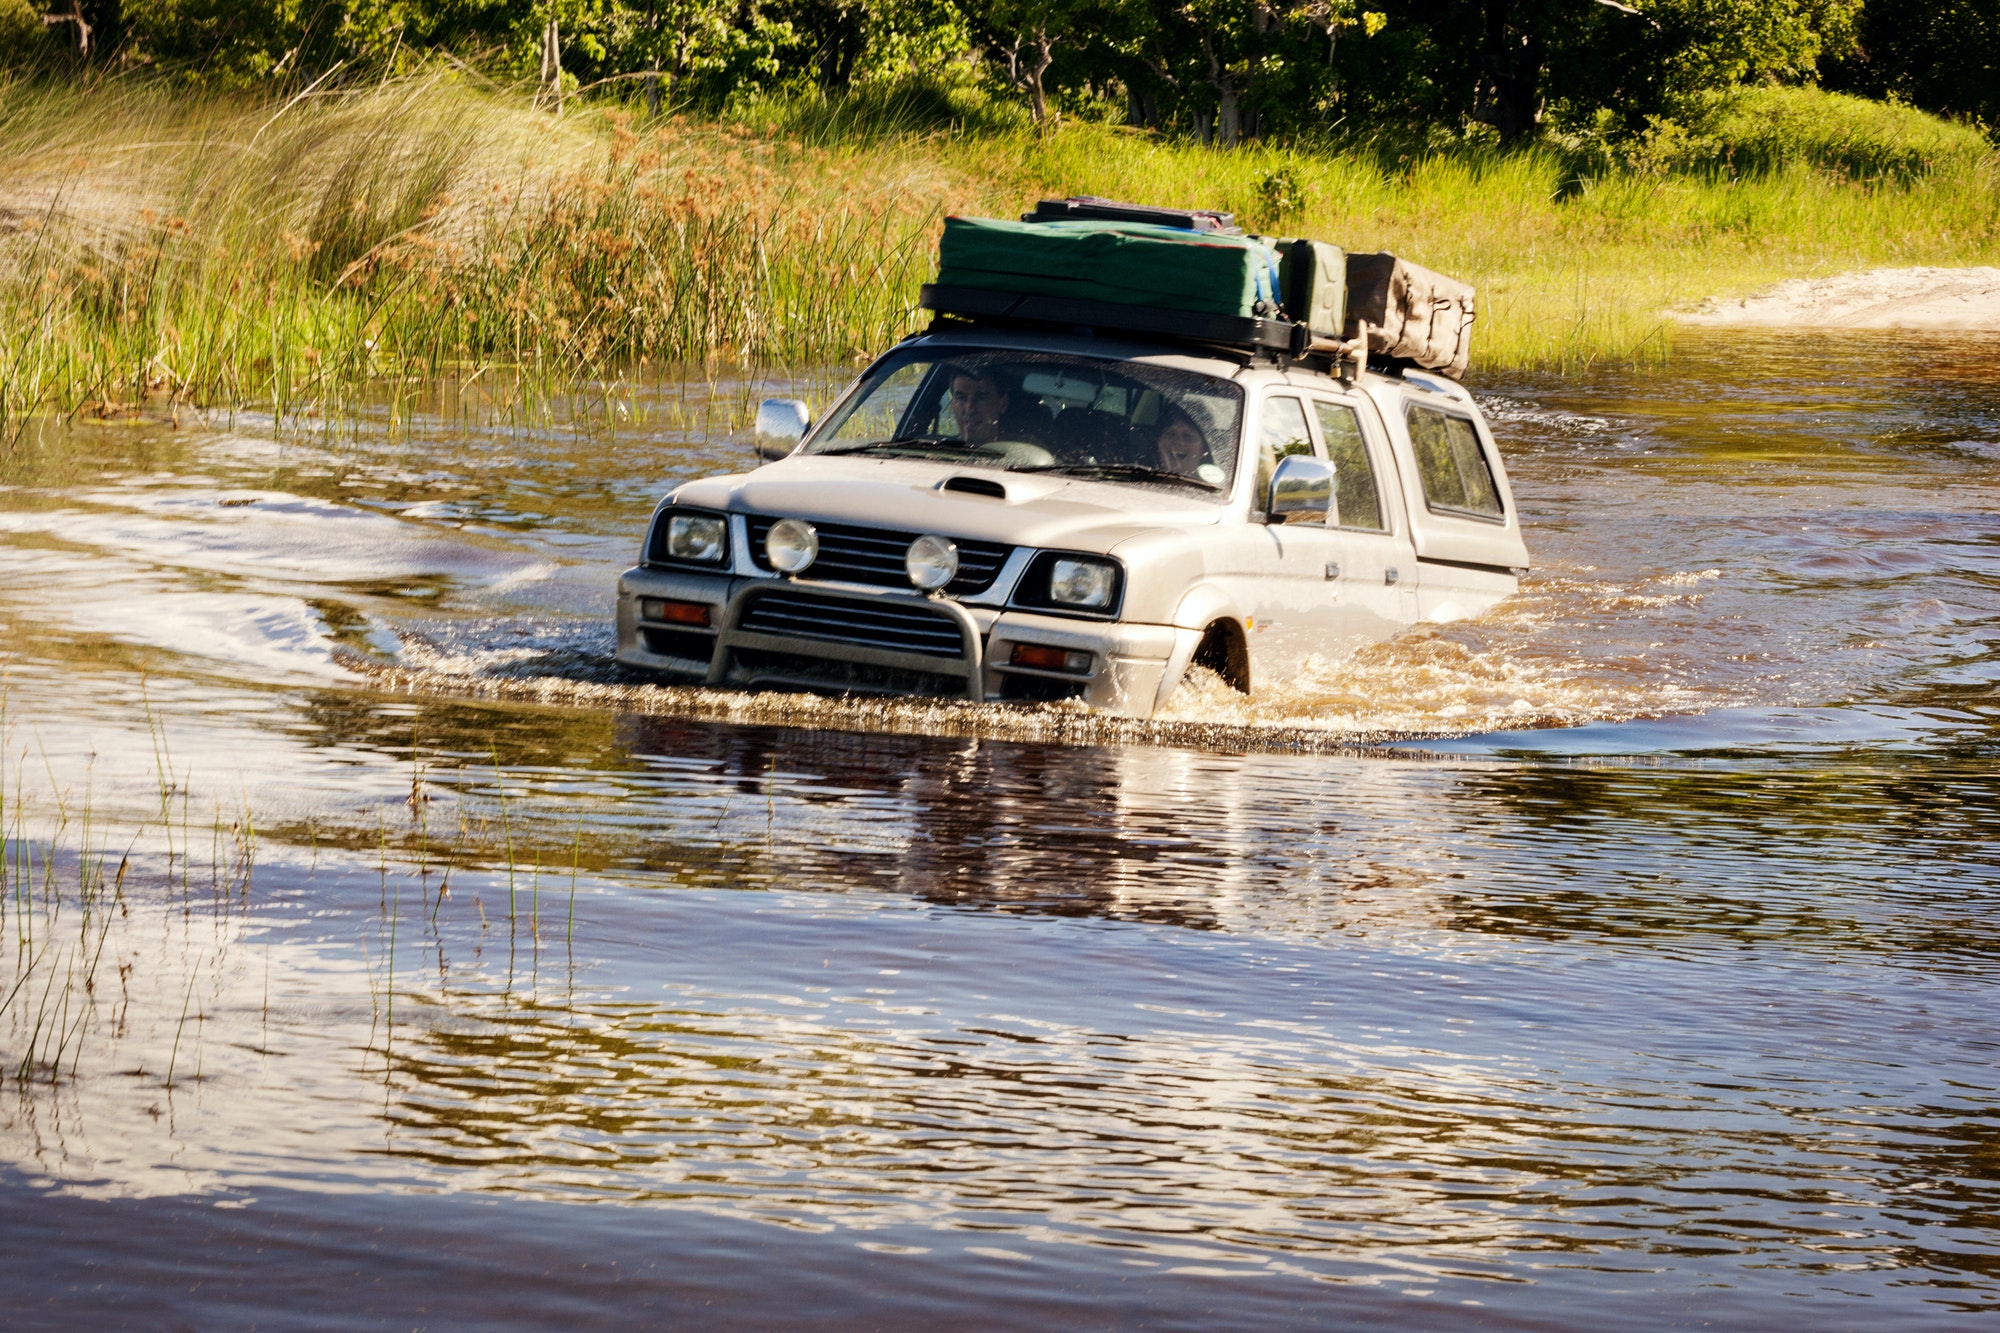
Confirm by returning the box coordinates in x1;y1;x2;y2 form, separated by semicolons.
754;398;812;461
1267;453;1335;524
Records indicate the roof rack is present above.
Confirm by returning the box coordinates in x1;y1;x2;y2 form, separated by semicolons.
1021;197;1240;234
919;283;1311;357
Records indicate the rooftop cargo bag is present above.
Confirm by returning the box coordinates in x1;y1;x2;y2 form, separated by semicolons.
1344;253;1476;379
936;216;1282;320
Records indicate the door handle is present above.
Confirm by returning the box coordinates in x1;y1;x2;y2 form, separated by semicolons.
1324;562;1340;581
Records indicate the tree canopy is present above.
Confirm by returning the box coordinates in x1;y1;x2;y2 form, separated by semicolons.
8;0;1988;143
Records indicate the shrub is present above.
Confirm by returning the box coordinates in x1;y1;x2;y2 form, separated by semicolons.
731;73;1025;145
1629;85;1990;179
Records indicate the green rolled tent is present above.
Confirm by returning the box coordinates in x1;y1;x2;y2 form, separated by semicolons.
936;216;1282;320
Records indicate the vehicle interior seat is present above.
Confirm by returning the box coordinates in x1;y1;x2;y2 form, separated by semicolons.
1046;407;1146;464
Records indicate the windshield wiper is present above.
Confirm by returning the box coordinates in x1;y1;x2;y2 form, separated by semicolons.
817;436;995;457
1012;462;1221;491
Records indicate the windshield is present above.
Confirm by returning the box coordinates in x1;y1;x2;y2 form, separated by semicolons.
803;348;1245;498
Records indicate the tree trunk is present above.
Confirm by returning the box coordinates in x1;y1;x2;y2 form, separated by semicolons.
1477;0;1542;141
817;2;866;90
42;0;92;54
645;3;661;116
540;18;563;116
1024;28;1054;128
1217;84;1241;147
1202;39;1240;147
1125;83;1163;130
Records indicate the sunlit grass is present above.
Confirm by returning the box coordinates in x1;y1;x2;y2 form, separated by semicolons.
3;71;1998;438
0;72;976;437
974;128;2000;369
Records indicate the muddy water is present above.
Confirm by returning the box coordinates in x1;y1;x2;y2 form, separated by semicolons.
2;335;1997;1329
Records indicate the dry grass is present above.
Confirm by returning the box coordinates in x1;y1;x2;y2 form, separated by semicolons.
0;72;977;436
4;71;1999;438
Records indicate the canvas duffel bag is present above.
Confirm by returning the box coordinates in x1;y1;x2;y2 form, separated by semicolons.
1344;253;1476;379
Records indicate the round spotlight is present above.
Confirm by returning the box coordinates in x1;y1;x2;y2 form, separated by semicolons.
765;518;819;575
905;534;960;591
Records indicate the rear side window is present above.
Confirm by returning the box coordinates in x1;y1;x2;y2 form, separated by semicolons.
1261;396;1314;459
1254;395;1314;514
1312;401;1385;532
1406;405;1503;519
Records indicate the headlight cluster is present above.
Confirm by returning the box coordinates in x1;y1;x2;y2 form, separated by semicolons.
653;509;727;565
1048;557;1117;609
1012;551;1123;619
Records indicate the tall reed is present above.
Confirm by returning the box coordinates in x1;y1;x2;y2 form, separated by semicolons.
0;72;963;437
4;70;1998;439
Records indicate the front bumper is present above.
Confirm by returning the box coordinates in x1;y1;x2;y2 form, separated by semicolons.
615;566;1188;718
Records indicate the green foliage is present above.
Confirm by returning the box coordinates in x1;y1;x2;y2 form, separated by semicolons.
732;71;1025;141
0;0;42;49
1824;0;2000;134
1645;0;1859;93
1255;166;1308;223
1;0;1934;148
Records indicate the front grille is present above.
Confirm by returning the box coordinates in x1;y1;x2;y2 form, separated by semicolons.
745;517;1011;594
728;649;967;698
738;591;968;659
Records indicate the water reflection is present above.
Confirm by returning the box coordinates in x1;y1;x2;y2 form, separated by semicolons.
11;825;1992;1306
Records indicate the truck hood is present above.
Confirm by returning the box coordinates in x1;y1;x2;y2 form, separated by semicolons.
669;455;1226;553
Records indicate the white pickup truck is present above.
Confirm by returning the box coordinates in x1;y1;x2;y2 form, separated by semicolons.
615;321;1530;718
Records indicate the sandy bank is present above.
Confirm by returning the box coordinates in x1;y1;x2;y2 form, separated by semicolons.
1678;266;2000;329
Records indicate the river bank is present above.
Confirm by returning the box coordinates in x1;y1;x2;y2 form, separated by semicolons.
1679;265;2000;328
4;74;1999;439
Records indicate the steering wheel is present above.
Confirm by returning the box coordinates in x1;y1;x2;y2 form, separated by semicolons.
993;439;1055;468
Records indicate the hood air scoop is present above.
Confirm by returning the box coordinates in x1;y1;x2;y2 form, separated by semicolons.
940;475;1008;500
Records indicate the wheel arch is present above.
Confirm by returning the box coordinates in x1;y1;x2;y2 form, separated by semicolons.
1156;586;1252;707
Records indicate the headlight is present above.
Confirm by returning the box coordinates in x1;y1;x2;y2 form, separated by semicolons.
1048;557;1118;609
904;534;959;591
666;512;726;562
766;517;819;574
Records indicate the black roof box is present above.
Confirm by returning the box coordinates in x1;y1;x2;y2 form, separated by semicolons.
1022;196;1240;234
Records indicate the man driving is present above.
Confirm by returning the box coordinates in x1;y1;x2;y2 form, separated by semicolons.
948;368;1010;446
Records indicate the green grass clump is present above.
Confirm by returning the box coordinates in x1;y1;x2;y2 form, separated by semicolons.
950;120;2000;367
0;71;971;436
730;73;1029;145
3;72;1998;440
1632;85;1993;180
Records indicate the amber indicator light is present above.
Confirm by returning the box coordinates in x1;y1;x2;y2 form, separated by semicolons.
1009;643;1091;674
640;598;712;627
